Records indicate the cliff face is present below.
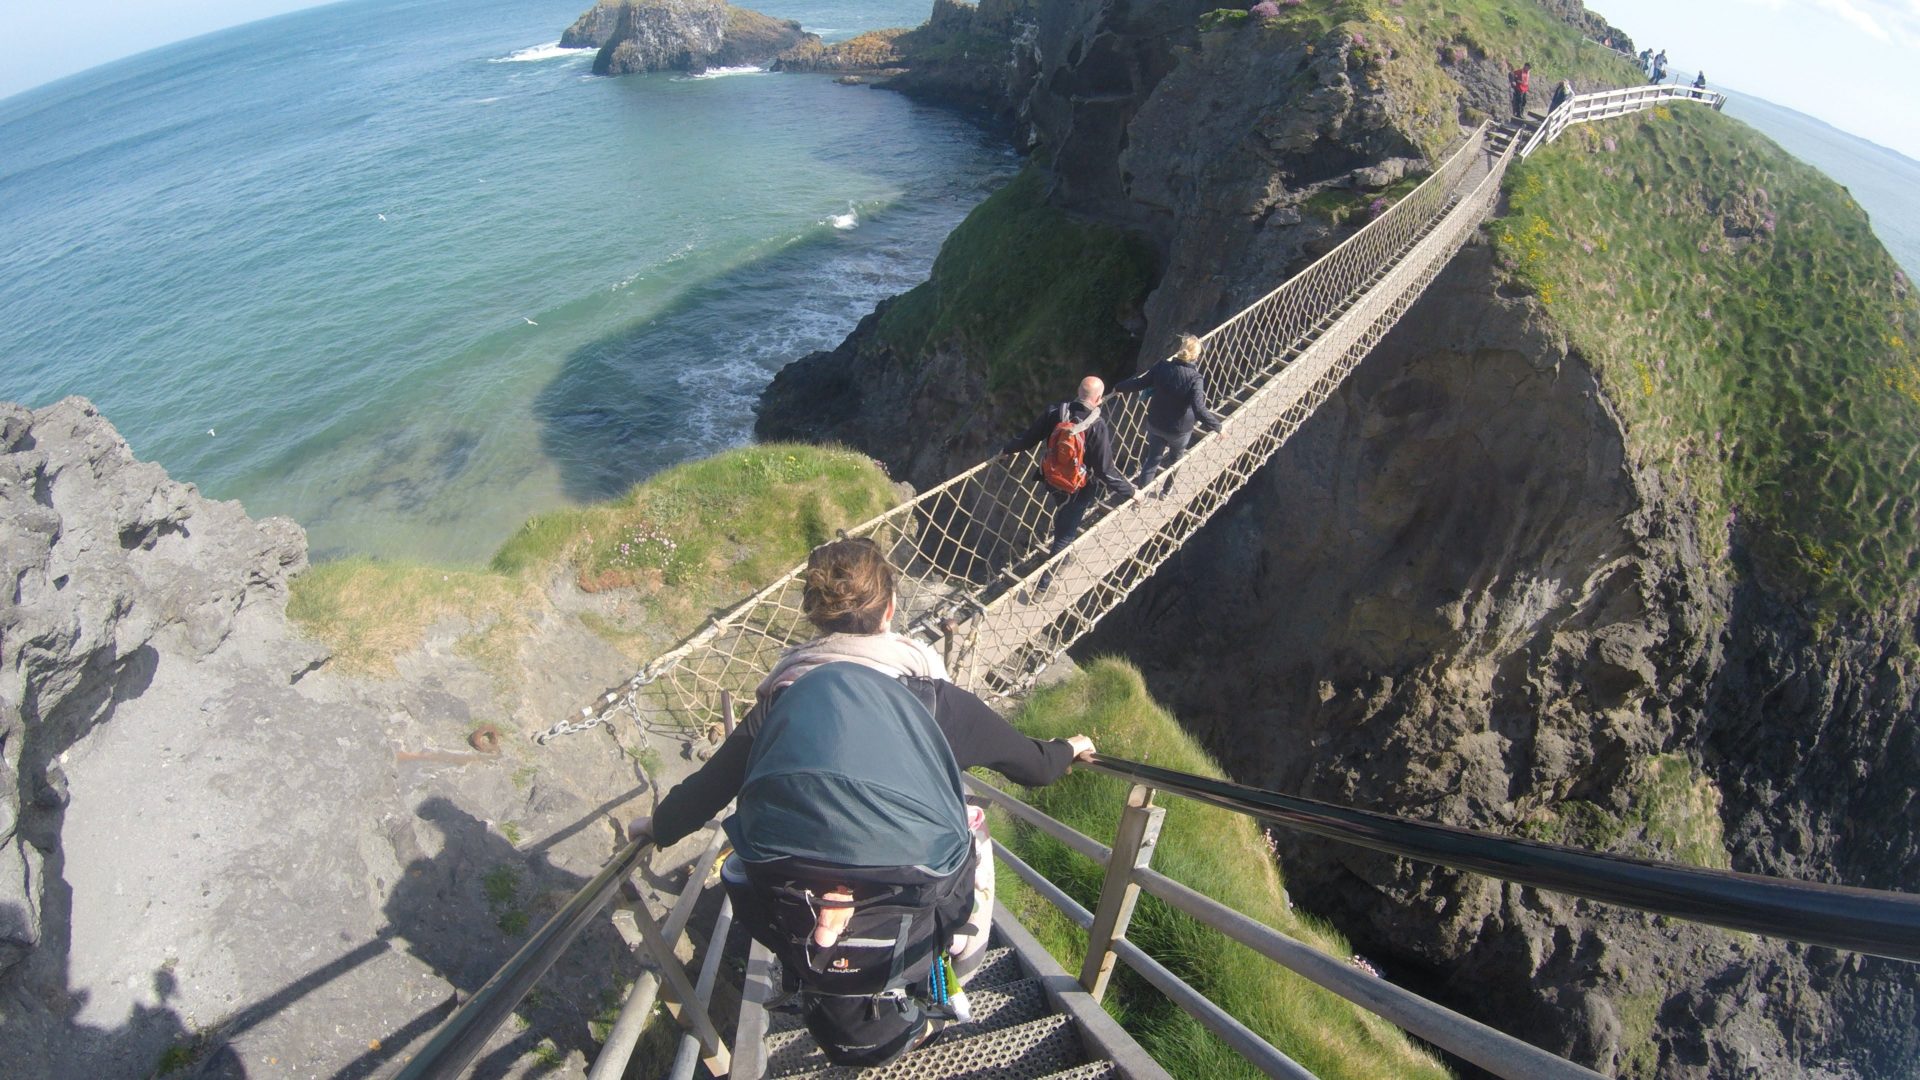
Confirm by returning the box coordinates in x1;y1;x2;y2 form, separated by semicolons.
1;399;648;1075
1086;243;1916;1075
757;1;1918;1075
1;398;314;977
563;0;813;76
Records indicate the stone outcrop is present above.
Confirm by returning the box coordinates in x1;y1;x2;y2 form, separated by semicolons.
756;1;1919;1075
1;399;657;1076
1;397;313;977
562;0;813;76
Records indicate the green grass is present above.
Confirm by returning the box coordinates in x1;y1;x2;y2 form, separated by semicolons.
1518;754;1730;869
483;865;520;906
1233;0;1641;87
877;168;1158;404
156;1040;202;1075
289;444;895;674
1615;989;1663;1077
992;659;1451;1080
1490;105;1920;616
286;559;539;676
1190;2;1641;178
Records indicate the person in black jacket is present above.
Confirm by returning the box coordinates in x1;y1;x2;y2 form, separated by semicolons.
630;539;1090;1055
1109;333;1224;496
999;376;1135;592
634;540;1092;850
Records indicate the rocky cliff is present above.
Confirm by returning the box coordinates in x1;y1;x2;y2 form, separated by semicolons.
1;399;654;1076
756;1;1918;1075
562;0;812;76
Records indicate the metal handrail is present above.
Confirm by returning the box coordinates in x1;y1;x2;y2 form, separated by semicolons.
394;837;655;1079
1081;756;1920;962
968;777;1606;1080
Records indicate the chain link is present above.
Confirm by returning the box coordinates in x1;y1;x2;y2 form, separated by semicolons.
533;670;655;746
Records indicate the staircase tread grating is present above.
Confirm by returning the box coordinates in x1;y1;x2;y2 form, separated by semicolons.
1034;1063;1119;1080
780;1013;1081;1080
766;978;1054;1077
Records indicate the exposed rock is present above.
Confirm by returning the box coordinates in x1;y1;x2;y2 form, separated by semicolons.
564;0;813;77
0;399;669;1076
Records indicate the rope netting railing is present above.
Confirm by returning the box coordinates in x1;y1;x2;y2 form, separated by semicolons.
612;121;1504;728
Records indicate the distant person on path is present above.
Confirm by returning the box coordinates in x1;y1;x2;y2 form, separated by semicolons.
1652;49;1668;84
999;376;1134;594
1550;78;1573;113
1693;71;1708;90
1509;62;1531;119
1638;47;1653;75
1109;333;1224;496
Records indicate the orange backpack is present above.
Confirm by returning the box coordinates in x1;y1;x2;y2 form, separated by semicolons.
1040;404;1098;493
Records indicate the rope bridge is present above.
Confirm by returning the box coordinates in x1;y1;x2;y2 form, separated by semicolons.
570;85;1722;733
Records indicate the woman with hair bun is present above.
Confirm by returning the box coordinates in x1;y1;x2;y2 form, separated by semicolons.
632;537;1093;1050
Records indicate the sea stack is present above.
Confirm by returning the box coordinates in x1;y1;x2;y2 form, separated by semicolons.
561;0;815;77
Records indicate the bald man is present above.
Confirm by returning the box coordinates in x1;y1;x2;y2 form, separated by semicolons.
999;376;1135;593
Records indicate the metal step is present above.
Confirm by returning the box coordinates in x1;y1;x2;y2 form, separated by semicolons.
964;946;1024;990
1035;1063;1119;1080
781;1012;1083;1080
766;978;1054;1077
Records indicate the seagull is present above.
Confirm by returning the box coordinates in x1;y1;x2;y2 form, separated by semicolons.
207;428;216;436
523;316;538;326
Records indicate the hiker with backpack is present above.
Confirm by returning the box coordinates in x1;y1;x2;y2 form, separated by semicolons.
630;538;1095;1066
1109;332;1224;497
998;376;1135;595
1509;62;1531;119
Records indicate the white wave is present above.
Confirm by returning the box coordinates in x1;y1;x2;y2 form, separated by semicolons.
827;202;859;231
490;42;595;63
684;65;767;80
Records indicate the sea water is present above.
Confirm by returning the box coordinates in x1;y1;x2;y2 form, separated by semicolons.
1721;89;1920;280
0;0;1016;562
7;5;1917;565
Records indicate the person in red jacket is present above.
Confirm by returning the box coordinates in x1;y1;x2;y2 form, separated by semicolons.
1509;62;1531;119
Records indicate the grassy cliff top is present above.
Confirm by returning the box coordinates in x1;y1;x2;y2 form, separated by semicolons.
1491;103;1920;618
1208;0;1642;86
877;167;1158;401
290;444;896;674
995;659;1451;1080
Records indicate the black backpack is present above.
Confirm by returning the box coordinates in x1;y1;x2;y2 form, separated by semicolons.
721;663;977;1066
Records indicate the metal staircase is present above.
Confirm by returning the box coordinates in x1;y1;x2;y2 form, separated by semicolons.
737;919;1169;1080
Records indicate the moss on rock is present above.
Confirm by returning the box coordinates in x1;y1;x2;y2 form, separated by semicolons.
876;168;1158;402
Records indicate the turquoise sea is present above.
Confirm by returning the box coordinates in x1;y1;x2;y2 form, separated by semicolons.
4;4;1917;566
0;0;1015;562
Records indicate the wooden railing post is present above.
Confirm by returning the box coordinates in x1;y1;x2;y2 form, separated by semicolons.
630;895;731;1075
1080;784;1166;1000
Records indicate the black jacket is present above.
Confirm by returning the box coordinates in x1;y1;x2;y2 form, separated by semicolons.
651;675;1076;848
1000;400;1134;497
1112;360;1224;439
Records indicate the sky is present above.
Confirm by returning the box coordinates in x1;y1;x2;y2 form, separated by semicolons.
0;1;332;101
1595;0;1920;160
0;0;1915;158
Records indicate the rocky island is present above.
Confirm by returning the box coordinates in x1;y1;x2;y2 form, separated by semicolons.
561;0;813;76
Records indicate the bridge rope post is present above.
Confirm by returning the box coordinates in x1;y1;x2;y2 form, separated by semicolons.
1079;784;1166;1001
